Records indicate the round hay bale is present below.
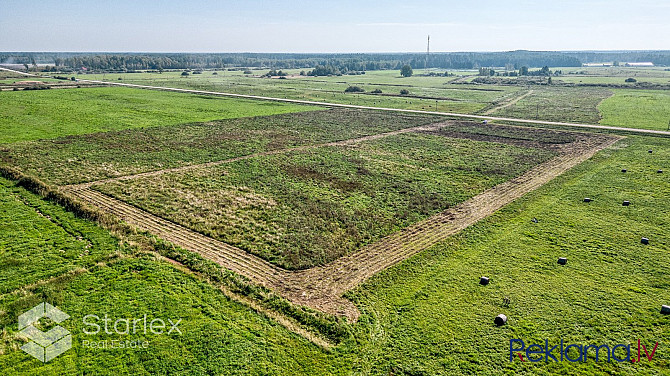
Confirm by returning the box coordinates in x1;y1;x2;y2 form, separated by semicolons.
583;198;592;203
661;305;670;315
658;170;663;174
648;150;653;153
641;238;649;245
621;169;627;173
479;276;490;285
558;257;567;265
494;314;507;326
622;200;631;206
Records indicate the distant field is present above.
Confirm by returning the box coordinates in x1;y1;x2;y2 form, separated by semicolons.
0;109;441;185
0;87;317;143
599;89;670;131
74;70;515;114
492;86;612;124
558;76;670;85
94;131;556;269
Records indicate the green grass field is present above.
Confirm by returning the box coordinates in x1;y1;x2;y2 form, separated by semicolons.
599;89;670;131
0;87;317;143
0;66;669;375
492;86;612;124
2;134;668;375
94;132;555;269
74;70;515;114
0;178;332;375
0;109;441;185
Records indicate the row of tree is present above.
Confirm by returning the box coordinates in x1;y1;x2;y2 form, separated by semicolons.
2;51;670;72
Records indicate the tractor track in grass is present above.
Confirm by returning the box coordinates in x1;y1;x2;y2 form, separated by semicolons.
482;89;535;115
62;128;621;322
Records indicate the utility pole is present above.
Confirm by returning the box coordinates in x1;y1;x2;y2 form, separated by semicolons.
426;35;430;69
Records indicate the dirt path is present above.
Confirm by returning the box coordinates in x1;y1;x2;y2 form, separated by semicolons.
483;90;534;115
63;131;621;322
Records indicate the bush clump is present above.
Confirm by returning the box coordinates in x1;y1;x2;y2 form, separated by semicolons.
344;86;365;93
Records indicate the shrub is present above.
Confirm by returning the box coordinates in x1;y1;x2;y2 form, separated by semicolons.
625;78;637;83
344;86;365;93
181;71;189;76
371;89;382;94
400;89;410;95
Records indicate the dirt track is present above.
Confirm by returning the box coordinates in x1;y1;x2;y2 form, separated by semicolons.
63;126;621;322
483;90;534;115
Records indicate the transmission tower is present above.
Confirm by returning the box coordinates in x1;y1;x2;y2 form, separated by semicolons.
426;35;430;68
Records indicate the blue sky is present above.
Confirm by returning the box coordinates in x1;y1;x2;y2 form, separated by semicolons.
1;0;668;52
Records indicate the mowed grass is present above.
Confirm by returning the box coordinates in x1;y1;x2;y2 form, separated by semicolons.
0;109;442;185
0;86;317;143
0;178;333;375
95;133;556;269
0;179;120;294
492;86;612;124
599;89;670;131
345;135;670;375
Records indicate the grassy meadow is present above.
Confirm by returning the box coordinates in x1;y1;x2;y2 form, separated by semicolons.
0;69;668;375
75;69;516;114
599;89;670;131
0;86;317;143
1;133;668;375
95;132;555;269
0;109;441;185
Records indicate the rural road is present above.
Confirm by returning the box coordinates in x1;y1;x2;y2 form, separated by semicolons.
2;66;669;137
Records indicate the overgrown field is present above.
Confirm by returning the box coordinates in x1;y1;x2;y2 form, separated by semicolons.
94;132;556;269
492;86;612;124
0;109;441;185
0;86;317;143
599;89;670;131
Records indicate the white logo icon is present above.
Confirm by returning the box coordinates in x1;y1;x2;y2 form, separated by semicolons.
19;302;71;362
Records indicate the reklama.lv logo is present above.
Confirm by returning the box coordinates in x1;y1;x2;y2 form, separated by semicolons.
510;339;659;363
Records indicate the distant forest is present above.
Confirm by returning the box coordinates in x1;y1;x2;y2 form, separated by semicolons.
2;51;670;72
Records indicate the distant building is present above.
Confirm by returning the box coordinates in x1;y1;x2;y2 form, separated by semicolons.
624;62;654;67
583;63;613;67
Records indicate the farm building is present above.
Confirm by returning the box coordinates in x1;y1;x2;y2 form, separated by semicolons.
624;62;654;67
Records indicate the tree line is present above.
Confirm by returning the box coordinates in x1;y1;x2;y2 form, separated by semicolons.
1;51;669;73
